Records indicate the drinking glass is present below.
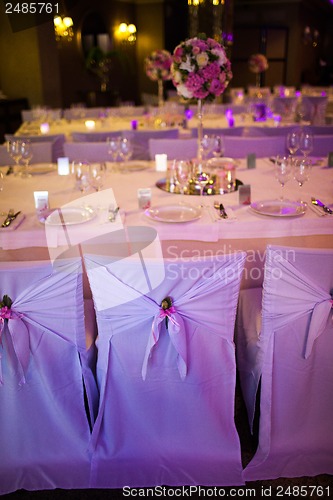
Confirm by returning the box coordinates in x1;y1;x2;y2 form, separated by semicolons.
286;130;300;161
293;157;311;205
0;171;3;192
7;140;22;174
299;130;313;157
192;161;210;196
72;160;91;192
119;137;133;162
275;155;292;200
89;163;105;191
19;141;33;178
201;135;216;160
211;135;225;158
174;160;191;195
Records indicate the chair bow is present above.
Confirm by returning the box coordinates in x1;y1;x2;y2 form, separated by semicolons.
0;296;29;386
142;297;187;381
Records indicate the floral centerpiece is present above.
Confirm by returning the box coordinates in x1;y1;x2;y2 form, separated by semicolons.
145;49;173;106
248;53;269;88
171;33;232;160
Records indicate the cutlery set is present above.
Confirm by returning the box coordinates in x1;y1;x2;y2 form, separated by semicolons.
311;197;333;215
1;209;21;228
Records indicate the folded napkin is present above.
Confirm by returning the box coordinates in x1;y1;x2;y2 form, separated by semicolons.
0;213;25;231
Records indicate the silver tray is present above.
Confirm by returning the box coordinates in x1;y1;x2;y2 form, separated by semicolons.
156;178;243;196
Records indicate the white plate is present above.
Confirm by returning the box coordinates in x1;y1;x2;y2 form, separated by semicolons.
45;206;96;226
145;203;202;223
30;163;57;175
121;161;150;172
250;199;307;217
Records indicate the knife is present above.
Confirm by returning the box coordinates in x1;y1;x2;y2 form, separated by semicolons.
2;211;21;227
311;198;333;215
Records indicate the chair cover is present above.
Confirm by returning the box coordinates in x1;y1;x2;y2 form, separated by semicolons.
63;142;111;162
63;107;106;120
71;131;121;142
223;135;287;158
0;258;98;494
5;134;65;163
300;96;328;125
85;252;246;487
270;96;297;121
123;129;179;160
236;245;333;481
148;138;198;160
191;127;245;138
310;135;333;156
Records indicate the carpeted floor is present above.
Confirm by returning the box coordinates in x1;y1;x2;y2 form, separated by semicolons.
2;377;332;499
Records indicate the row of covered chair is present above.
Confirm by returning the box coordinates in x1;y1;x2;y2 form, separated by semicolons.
1;241;332;493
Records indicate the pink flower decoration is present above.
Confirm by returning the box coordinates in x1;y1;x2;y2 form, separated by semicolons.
145;50;173;82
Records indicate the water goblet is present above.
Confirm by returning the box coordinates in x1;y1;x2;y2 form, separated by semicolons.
275;155;292;200
293;157;312;205
299;130;313;157
200;135;215;160
19;141;33;178
119;137;133;163
72;160;91;193
193;160;210;196
89;163;105;192
286;130;300;164
211;135;225;158
174;159;191;196
7;139;22;174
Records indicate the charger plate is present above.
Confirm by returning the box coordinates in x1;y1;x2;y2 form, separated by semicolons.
251;199;307;217
145;203;202;223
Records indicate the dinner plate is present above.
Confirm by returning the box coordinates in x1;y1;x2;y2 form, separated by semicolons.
45;206;96;226
30;163;57;175
250;199;307;217
145;203;202;223
114;161;150;172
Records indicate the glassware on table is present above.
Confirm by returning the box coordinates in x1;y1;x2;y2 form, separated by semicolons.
7;139;22;174
201;134;224;160
192;160;210;196
286;129;300;163
299;130;313;157
293;157;312;205
0;171;3;192
119;137;133;162
19;141;33;178
174;159;191;195
72;160;91;192
89;163;106;191
275;155;292;200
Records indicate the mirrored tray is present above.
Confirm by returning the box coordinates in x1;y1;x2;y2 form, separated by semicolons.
156;178;243;195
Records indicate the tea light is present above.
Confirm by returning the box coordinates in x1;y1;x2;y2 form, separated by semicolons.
40;122;50;134
57;157;70;175
225;109;235;127
85;120;96;130
155;154;168;172
131;119;138;130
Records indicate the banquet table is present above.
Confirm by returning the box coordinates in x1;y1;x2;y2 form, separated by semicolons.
1;156;332;293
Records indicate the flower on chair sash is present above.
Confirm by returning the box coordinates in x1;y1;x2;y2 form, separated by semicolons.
0;295;13;337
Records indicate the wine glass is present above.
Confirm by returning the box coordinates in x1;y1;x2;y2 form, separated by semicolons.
174;160;191;196
299;130;313;157
19;141;33;178
275;155;292;200
89;163;105;191
192;160;210;196
200;135;216;160
211;135;225;158
293;157;311;205
7;140;22;174
286;130;300;164
72;160;91;192
119;137;133;163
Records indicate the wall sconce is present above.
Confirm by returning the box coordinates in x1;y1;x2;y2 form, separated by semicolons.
115;23;137;44
53;15;74;42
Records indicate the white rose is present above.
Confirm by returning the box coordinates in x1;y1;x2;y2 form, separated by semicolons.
196;52;209;68
177;84;193;99
211;48;227;66
179;55;194;73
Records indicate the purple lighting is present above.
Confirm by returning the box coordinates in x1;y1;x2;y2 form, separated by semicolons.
185;109;193;120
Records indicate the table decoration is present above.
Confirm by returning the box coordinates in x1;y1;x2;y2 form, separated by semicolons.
144;49;173;108
171;33;232;161
248;53;269;88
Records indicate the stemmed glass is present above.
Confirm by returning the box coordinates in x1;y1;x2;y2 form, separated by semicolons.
119;137;133;163
7;140;22;174
19;141;33;178
275;155;292;200
299;130;313;157
286;130;300;165
107;136;121;172
201;134;224;160
211;135;225;158
293;157;311;205
192;161;210;196
174;160;191;196
89;163;106;191
72;160;91;193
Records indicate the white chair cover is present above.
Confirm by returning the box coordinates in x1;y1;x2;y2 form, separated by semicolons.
85;253;246;487
310;135;333;156
236;245;333;481
191;127;245;138
71;131;121;142
0;258;98;494
224;135;287;158
300;96;328;125
270;96;297;121
123;129;179;160
63;107;106;120
148;138;198;160
63;142;111;162
0;142;53;165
